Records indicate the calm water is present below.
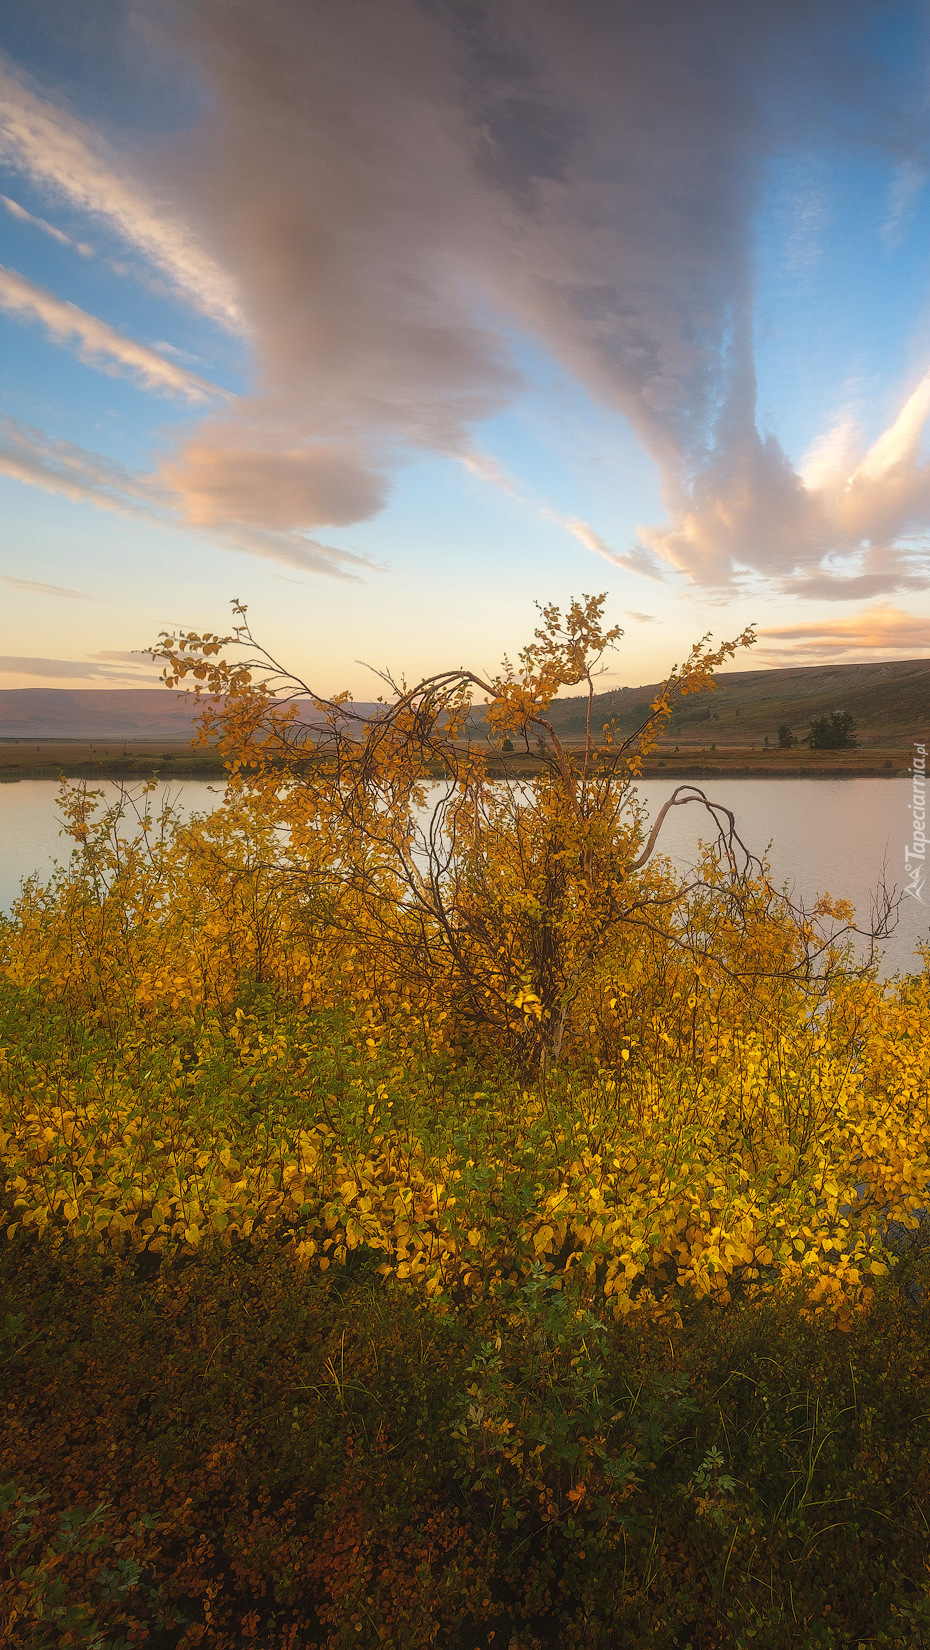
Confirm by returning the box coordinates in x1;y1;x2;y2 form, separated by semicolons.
0;779;222;913
0;776;926;976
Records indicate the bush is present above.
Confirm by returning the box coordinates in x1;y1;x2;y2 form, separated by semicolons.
0;597;913;1321
807;711;858;750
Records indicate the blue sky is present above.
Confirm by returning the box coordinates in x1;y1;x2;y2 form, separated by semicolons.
2;0;930;697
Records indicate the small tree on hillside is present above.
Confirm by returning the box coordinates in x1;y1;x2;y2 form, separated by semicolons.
807;711;858;750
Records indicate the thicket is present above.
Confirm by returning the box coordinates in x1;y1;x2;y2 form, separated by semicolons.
1;594;928;1644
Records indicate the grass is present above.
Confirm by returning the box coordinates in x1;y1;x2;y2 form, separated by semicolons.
0;739;914;782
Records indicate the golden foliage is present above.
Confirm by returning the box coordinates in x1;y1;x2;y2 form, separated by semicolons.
0;594;922;1324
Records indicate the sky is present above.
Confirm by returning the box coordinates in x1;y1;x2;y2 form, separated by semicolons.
3;0;930;697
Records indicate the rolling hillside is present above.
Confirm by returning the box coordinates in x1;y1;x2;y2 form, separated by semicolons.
545;657;930;747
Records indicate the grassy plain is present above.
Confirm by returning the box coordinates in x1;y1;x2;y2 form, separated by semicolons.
0;737;917;781
0;740;225;780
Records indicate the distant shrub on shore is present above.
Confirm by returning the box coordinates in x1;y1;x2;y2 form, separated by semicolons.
807;710;858;749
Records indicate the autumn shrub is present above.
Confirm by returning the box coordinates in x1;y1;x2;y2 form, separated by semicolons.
1;958;929;1325
0;595;926;1324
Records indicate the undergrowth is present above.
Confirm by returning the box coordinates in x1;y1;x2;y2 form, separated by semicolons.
3;1230;930;1647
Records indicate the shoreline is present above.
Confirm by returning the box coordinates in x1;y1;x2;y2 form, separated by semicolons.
0;739;917;782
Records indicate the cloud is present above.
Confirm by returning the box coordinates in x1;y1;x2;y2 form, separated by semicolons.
562;517;666;579
126;0;925;587
638;363;930;597
562;519;620;562
782;545;929;602
0;414;168;516
0;192;92;255
151;340;204;365
0;266;228;401
90;649;151;663
211;520;375;578
0;55;241;329
460;450;518;494
140;0;522;537
4;4;930;592
160;439;386;528
772;157;831;275
0;415;373;578
0;654;151;680
882;160;925;246
461;451;660;568
758;604;930;659
0;572;91;599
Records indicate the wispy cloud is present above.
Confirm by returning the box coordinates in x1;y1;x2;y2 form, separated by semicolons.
89;649;151;664
0;654;153;680
0;266;228;401
461;454;629;564
759;604;930;660
459;450;519;495
151;339;205;366
562;517;666;580
0;572;91;599
773;158;831;275
0;192;92;255
0;414;169;517
0;415;373;579
882;160;925;247
0;56;242;330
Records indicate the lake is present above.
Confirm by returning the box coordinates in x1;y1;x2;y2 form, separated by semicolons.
0;775;926;977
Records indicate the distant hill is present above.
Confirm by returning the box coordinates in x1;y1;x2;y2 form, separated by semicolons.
544;657;930;748
0;689;201;741
0;688;381;741
0;662;926;747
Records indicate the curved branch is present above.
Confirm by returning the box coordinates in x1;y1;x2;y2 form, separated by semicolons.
630;784;757;873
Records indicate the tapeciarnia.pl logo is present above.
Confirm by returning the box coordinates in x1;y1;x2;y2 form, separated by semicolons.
905;742;926;904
